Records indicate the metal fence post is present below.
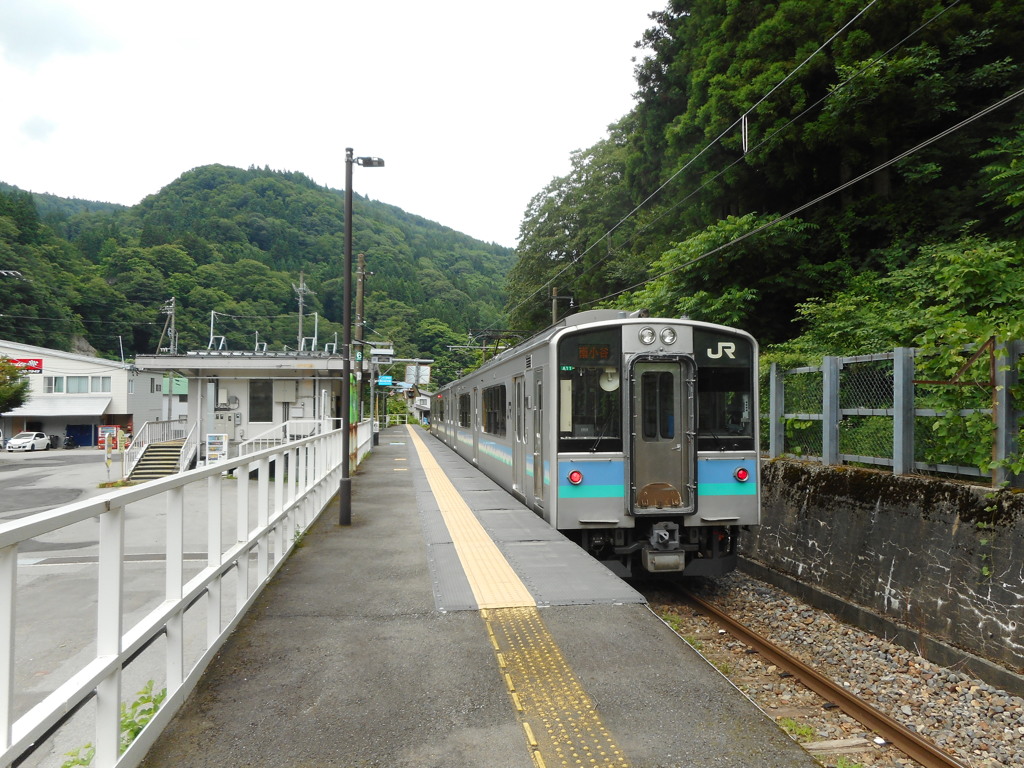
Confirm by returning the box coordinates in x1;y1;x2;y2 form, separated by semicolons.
769;362;784;458
822;356;840;465
994;340;1022;487
893;347;915;476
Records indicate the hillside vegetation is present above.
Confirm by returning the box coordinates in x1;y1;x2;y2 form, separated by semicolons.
509;0;1024;359
0;166;514;384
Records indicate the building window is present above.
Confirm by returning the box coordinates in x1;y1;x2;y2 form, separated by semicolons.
44;376;64;394
149;377;161;393
128;379;135;395
67;376;89;394
91;376;111;393
250;379;273;422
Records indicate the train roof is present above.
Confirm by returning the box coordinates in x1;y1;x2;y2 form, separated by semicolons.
438;310;754;392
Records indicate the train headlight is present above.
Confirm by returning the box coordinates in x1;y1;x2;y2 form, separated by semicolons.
734;467;750;482
660;327;677;345
568;469;584;485
639;327;656;345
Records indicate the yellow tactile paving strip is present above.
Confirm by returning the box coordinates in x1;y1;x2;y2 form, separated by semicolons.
484;607;630;768
406;427;631;768
407;425;534;609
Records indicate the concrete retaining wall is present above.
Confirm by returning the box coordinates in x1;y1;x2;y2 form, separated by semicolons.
744;460;1024;680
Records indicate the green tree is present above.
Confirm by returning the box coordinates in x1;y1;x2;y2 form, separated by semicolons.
0;357;30;413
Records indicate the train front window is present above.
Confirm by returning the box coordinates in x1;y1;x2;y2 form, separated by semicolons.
557;329;622;452
641;371;675;440
693;331;755;451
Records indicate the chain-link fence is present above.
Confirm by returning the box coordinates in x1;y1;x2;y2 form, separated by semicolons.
764;342;1024;486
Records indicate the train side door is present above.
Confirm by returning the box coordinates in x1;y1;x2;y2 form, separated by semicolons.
512;375;527;500
532;374;545;513
472;387;480;464
630;360;695;515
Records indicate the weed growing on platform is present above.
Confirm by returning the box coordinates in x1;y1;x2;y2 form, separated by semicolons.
60;681;167;767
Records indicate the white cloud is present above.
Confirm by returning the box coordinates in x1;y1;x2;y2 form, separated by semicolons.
0;0;115;69
20;115;56;142
0;1;654;245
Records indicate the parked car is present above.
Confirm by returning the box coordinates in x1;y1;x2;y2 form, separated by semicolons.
5;432;50;452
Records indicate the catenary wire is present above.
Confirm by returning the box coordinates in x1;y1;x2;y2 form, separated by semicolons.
574;0;967;306
502;0;887;323
592;85;1024;305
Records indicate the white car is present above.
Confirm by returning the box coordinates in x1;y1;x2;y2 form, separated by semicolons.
5;431;50;452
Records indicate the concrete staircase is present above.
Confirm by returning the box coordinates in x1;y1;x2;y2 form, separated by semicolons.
128;439;186;482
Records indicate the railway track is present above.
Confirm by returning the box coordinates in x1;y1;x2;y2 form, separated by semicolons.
675;588;967;768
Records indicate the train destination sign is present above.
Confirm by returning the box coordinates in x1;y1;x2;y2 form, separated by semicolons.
577;344;611;361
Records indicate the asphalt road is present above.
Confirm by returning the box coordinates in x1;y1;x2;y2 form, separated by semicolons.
0;446;125;519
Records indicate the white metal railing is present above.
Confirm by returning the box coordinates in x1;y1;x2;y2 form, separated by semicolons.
124;420;190;478
0;426;360;768
236;419;333;457
383;413;409;427
239;419;374;472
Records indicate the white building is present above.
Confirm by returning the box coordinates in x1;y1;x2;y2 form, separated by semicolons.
133;349;349;455
1;340;163;447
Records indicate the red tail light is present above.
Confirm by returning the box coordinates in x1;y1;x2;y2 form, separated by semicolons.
568;470;584;485
734;467;750;482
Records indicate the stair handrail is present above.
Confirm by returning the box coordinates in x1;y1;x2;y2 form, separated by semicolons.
178;422;199;472
124;419;189;479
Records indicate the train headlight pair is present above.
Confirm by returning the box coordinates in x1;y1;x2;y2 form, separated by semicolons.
638;327;677;345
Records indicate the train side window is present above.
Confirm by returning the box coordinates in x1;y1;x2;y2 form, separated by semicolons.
458;393;471;427
482;385;506;436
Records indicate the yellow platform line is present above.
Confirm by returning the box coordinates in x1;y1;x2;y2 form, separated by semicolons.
406;426;534;609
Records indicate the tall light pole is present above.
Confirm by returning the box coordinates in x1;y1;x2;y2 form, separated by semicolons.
340;148;384;526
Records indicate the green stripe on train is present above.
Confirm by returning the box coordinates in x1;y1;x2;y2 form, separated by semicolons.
698;483;758;496
558;484;625;499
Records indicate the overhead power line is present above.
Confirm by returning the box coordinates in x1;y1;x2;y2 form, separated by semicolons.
593;85;1024;305
503;0;973;326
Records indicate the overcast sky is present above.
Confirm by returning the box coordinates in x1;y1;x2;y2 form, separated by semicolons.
0;1;656;248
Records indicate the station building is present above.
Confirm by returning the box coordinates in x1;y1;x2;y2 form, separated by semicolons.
0;340;163;446
132;349;348;455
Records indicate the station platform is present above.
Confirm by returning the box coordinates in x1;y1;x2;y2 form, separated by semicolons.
139;426;819;768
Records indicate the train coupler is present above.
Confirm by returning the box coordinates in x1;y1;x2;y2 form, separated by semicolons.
642;522;685;572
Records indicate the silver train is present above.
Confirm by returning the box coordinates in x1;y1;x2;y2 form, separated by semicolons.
429;309;759;576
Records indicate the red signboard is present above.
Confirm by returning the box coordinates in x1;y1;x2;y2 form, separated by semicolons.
9;358;43;374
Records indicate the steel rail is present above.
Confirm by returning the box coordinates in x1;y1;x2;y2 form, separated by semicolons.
679;590;968;768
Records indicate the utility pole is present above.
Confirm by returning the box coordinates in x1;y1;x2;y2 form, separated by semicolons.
294;272;311;350
355;254;366;417
156;297;178;354
551;287;573;325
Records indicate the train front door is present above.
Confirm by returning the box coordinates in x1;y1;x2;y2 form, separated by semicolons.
630;360;695;515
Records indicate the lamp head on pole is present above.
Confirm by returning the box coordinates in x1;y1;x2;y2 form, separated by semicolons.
356;156;385;168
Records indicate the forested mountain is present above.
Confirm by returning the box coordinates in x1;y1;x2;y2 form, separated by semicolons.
508;0;1024;350
0;166;514;384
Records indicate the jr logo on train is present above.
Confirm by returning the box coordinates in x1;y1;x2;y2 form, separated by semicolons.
429;309;759;577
